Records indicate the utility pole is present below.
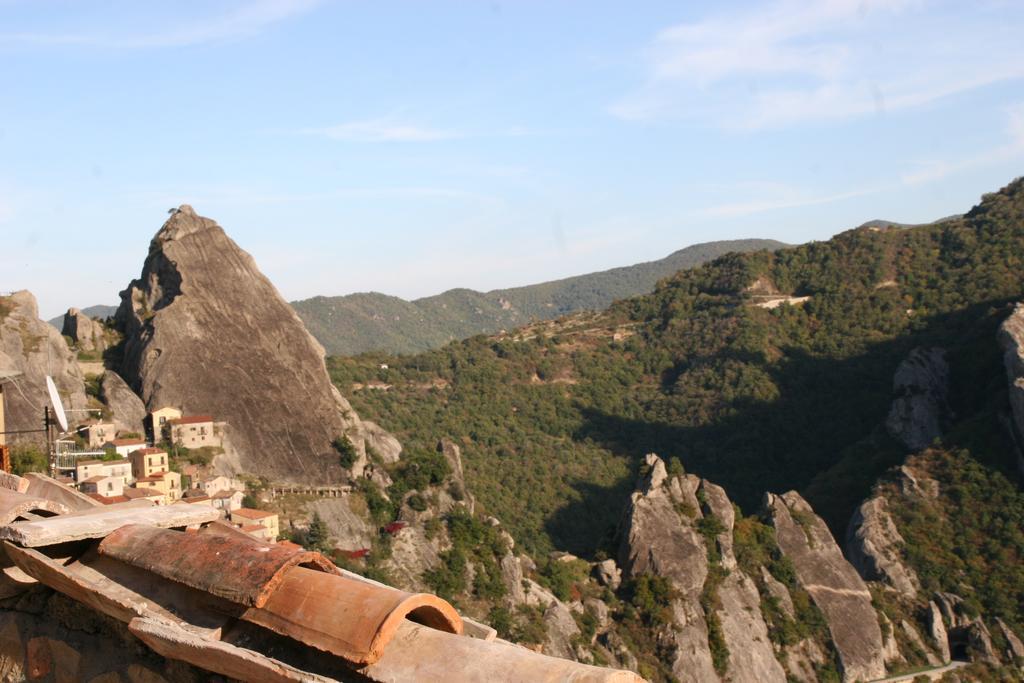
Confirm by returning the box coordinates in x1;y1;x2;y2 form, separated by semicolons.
45;406;55;478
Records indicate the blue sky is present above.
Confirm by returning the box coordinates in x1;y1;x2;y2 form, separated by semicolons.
2;0;1023;319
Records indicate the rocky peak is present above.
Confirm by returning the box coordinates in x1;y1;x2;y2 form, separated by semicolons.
0;291;87;440
766;491;886;682
618;455;786;682
113;207;392;482
61;308;107;353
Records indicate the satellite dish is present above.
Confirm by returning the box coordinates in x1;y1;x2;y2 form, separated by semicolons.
45;376;69;432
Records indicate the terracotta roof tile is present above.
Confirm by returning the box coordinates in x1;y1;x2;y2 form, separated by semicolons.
86;493;130;505
111;438;147;446
169;415;214;426
124;487;163;499
232;507;275;520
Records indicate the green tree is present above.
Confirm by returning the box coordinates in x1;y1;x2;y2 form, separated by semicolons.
305;512;331;553
333;435;358;469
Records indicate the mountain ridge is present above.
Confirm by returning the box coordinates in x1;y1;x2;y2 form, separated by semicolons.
293;238;787;355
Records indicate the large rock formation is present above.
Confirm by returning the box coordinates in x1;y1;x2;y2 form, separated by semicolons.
60;308;107;353
845;496;920;598
885;347;950;451
767;491;886;682
0;291;87;440
998;303;1024;466
113;206;394;481
98;371;146;433
618;455;786;682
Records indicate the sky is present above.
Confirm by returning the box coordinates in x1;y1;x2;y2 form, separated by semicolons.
2;0;1023;319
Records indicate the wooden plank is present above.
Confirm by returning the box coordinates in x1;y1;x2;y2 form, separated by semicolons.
129;617;334;683
3;542;145;625
4;543;227;638
0;501;219;547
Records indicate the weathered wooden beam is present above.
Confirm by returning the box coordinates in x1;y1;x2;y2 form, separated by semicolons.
4;542;228;638
128;617;335;683
0;500;219;547
3;541;146;625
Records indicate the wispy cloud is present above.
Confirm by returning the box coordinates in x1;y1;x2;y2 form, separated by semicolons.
613;0;1024;128
901;103;1024;185
694;183;879;219
0;0;320;49
303;119;458;143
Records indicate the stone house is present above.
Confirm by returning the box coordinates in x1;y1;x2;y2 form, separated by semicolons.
129;448;169;481
211;489;244;512
194;475;243;497
75;459;132;487
79;475;124;499
230;508;279;542
78;422;118;449
147;406;182;442
104;438;148;459
168;415;219;449
175;493;214;508
134;470;182;505
123;487;165;505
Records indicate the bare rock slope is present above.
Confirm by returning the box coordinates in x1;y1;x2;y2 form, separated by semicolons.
114;205;392;481
61;307;107;353
0;291;87;440
618;455;786;682
885;347;949;451
767;491;886;682
998;303;1024;454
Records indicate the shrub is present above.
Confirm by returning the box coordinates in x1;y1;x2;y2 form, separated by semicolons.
305;512;331;552
333;435;358;469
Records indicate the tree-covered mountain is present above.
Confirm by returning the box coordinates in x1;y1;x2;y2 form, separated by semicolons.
329;178;1024;555
293;239;786;355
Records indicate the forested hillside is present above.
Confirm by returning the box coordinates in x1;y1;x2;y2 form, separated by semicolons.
295;239;785;355
329;179;1024;560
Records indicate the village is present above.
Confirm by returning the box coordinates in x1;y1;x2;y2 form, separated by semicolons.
61;407;280;543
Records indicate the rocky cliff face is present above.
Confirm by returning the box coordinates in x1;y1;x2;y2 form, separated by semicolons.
845;496;920;599
998;303;1024;465
60;308;107;353
618;455;787;682
0;291;87;440
98;370;146;433
114;206;394;481
885;347;950;451
767;491;886;682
